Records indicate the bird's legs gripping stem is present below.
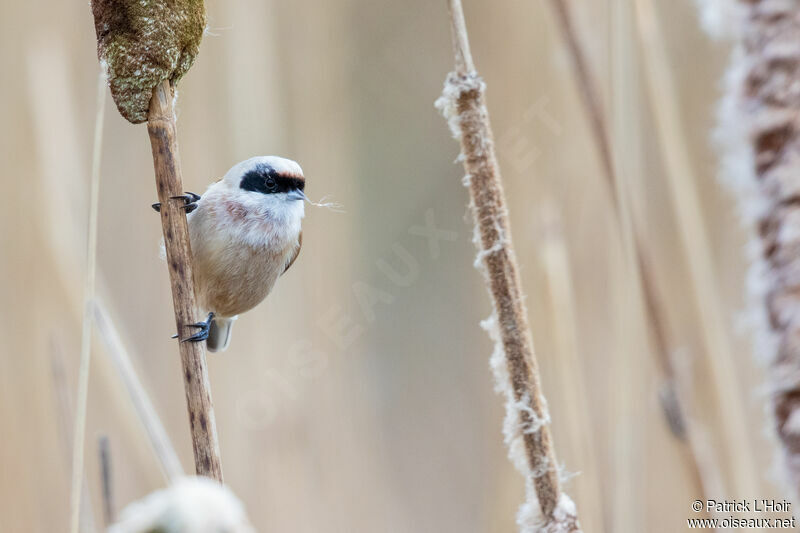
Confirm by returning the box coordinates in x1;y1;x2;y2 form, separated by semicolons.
172;312;215;343
152;192;201;214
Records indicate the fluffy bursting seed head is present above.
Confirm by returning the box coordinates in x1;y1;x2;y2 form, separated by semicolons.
90;0;206;123
109;477;255;533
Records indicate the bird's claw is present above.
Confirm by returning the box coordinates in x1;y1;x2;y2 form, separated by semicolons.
172;192;201;214
173;312;215;343
152;192;201;214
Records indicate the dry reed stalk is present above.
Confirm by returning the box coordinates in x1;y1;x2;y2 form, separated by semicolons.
70;69;106;533
49;342;98;533
547;0;672;378
436;1;580;530
552;0;676;436
94;299;185;482
716;0;800;500
148;80;223;482
634;0;760;496
608;3;645;527
551;0;712;519
547;0;614;183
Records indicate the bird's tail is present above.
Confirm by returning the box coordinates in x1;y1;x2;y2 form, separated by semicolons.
207;316;237;353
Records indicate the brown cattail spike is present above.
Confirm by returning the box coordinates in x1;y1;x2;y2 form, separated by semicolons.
437;1;581;531
716;0;800;502
90;0;206;123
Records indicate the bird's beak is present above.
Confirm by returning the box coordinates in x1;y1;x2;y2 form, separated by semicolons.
286;189;306;202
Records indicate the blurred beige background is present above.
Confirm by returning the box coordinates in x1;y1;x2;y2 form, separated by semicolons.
0;0;786;531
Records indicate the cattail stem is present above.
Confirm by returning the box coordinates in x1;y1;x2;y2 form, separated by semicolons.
438;1;580;530
147;80;223;482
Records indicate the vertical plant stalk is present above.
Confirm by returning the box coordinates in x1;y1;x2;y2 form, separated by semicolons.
724;0;800;500
50;342;98;533
608;3;644;527
549;0;687;440
147;80;223;482
547;0;614;183
548;0;665;369
548;0;714;504
70;69;106;533
437;1;580;530
634;0;760;496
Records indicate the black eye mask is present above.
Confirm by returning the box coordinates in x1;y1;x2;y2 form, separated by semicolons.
240;167;305;195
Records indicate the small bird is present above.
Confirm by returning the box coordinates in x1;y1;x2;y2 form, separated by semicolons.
154;156;305;352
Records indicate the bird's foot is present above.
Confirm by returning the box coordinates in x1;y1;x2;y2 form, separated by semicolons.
173;192;201;214
152;192;201;214
172;312;215;343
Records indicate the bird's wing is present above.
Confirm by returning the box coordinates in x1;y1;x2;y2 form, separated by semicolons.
282;231;302;275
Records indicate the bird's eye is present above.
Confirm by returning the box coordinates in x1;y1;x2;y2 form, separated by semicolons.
265;177;277;191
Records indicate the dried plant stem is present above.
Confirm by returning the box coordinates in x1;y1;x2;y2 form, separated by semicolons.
548;0;614;182
549;0;662;361
94;299;184;482
609;3;645;527
634;0;759;495
70;69;106;533
550;0;712;506
438;1;579;530
49;343;98;533
147;80;223;482
726;0;800;500
550;0;687;437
